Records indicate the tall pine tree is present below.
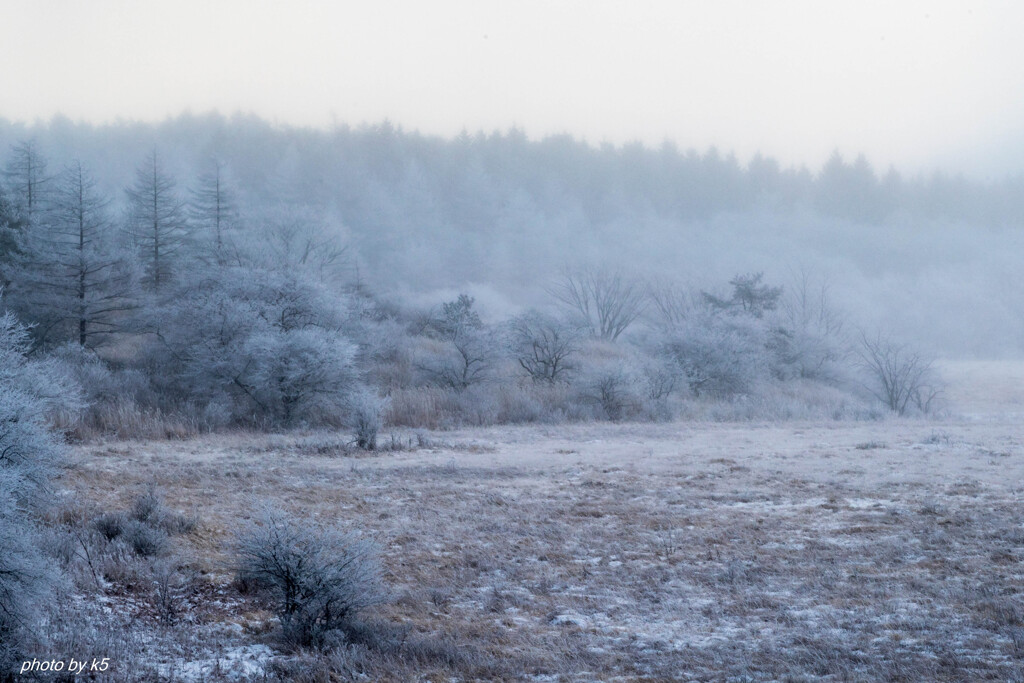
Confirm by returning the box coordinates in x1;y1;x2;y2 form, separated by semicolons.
20;161;135;347
124;150;190;293
189;158;236;265
3;139;51;223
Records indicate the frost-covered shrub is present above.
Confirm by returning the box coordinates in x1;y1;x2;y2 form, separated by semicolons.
0;482;56;677
773;271;849;383
122;520;169;558
347;389;387;450
361;319;418;391
46;343;156;437
92;512;127;541
0;311;73;491
140;267;359;427
572;345;645;421
662;312;770;399
80;486;194;567
767;324;847;382
235;509;384;650
130;484;162;524
243;326;358;425
580;367;638;421
0;312;66;676
126;485;198;536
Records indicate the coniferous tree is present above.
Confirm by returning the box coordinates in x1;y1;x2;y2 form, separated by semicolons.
189;158;236;265
21;161;135;347
124;150;190;293
0;186;24;290
3;140;51;223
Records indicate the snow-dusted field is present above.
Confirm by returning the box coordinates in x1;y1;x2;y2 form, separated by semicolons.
59;361;1024;680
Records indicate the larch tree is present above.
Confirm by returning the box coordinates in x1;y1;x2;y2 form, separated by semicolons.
124;150;190;293
3;139;51;223
0;186;24;290
24;161;135;347
189;158;236;265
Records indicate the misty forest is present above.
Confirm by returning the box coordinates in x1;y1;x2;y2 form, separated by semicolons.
3;114;1024;681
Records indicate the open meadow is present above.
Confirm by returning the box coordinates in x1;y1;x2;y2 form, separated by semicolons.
45;361;1024;681
5;10;1024;681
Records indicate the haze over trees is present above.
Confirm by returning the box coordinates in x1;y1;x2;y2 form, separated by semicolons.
2;112;1022;680
0;113;1017;355
0;112;1016;441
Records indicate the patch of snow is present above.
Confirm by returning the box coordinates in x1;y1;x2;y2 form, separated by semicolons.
550;613;589;627
158;644;274;681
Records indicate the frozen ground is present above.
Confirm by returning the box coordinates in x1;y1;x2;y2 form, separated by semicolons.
58;361;1024;680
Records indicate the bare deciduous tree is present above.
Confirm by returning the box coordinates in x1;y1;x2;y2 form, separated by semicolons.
784;269;844;337
509;311;581;383
418;295;493;390
857;332;940;415
258;214;350;286
776;268;847;380
549;267;646;341
647;280;698;328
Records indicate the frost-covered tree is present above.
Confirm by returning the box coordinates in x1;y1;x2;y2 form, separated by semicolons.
702;272;782;318
857;332;941;415
124;151;190;293
253;208;350;286
774;270;847;381
144;267;359;426
245;326;358;425
417;294;494;390
189;159;237;265
0;187;25;290
0;312;68;674
550;267;646;341
509;311;581;383
662;310;769;398
0;313;66;492
3;139;51;223
18;162;135;347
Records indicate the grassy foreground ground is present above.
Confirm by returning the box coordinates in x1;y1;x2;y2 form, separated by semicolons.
55;361;1024;681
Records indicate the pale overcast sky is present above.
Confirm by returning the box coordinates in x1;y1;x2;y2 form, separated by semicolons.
1;0;1022;175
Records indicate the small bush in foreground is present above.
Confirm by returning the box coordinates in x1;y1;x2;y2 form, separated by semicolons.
122;520;169;558
347;390;387;450
235;508;384;649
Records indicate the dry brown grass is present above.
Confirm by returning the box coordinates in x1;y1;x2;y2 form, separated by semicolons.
51;414;1024;681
